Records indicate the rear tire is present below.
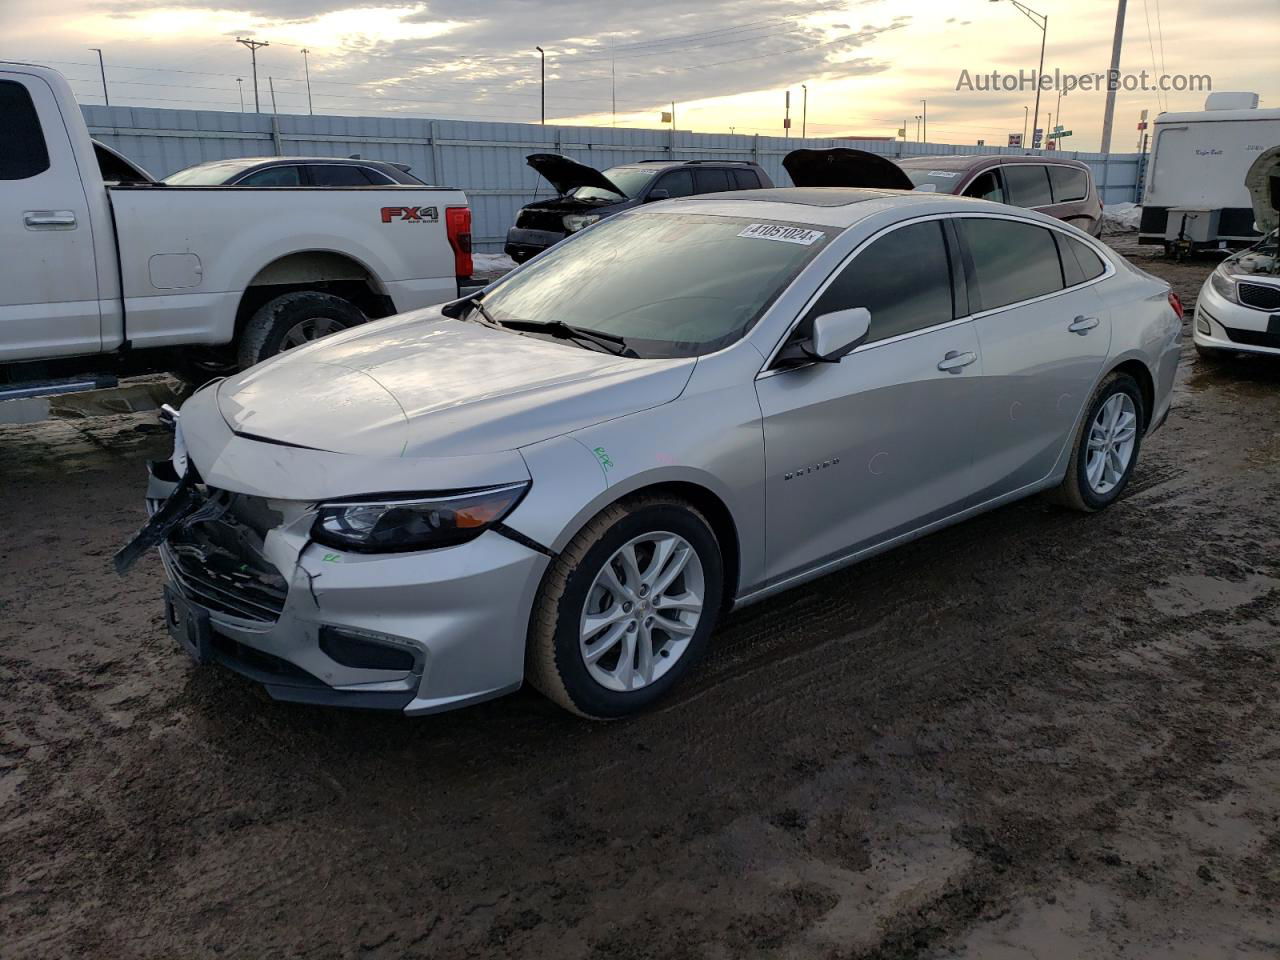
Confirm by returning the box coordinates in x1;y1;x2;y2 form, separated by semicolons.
1047;371;1145;513
237;291;365;370
526;498;724;719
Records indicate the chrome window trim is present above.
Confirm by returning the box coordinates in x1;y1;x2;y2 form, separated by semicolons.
959;161;1093;207
757;210;1116;378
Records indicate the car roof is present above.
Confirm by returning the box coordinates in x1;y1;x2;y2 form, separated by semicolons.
608;160;759;171
896;154;1090;170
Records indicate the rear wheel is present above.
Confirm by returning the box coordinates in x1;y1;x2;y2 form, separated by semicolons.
527;498;724;719
1048;371;1145;513
237;291;365;369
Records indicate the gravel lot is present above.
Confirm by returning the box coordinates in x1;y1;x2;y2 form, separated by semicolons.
2;237;1278;959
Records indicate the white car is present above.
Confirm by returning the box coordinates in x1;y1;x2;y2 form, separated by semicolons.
118;188;1182;719
1194;146;1280;359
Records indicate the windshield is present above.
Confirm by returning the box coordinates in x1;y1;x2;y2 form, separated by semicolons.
900;167;965;192
162;161;255;185
571;166;655;201
477;212;830;358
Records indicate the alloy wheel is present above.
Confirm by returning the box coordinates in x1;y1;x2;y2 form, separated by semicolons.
280;316;347;350
579;532;705;692
1085;393;1138;495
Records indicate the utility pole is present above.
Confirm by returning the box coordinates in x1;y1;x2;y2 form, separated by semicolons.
301;48;313;115
801;83;808;138
784;89;790;136
235;37;269;113
611;38;616;126
990;1;1047;149
921;98;927;142
268;76;278;115
88;48;109;105
1023;105;1029;147
1099;0;1127;153
535;46;545;124
236;77;244;112
671;101;676;133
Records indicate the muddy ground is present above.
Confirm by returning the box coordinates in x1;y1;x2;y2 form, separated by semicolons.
2;237;1278;959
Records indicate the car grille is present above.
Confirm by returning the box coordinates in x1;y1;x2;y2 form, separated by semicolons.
161;488;289;623
1222;324;1280;350
1238;282;1280;311
516;207;568;232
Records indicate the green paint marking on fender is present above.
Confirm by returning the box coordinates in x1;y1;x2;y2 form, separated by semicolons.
322;553;342;563
592;446;614;470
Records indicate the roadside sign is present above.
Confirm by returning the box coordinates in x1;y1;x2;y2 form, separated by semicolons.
783;117;791;129
1032;127;1043;147
1137;120;1147;130
660;111;672;123
977;138;985;146
898;127;907;137
1055;129;1073;138
1008;132;1022;147
1046;140;1056;150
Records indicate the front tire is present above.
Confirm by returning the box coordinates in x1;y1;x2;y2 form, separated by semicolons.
1048;371;1145;513
527;498;724;719
237;291;365;370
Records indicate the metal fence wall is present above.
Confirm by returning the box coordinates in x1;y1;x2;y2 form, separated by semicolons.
83;104;1145;252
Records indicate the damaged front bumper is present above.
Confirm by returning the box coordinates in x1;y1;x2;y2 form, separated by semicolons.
119;451;549;716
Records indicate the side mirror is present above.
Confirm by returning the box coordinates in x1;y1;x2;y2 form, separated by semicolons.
777;308;871;366
646;188;670;202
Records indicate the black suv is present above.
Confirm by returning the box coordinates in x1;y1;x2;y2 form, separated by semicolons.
504;155;773;262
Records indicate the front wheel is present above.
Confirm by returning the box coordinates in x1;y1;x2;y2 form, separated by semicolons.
527;498;724;719
1048;371;1145;512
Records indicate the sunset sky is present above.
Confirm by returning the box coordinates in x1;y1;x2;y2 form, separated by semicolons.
2;0;1274;151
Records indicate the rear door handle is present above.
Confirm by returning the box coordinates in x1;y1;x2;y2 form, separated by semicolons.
937;350;977;373
24;210;78;229
1069;315;1100;334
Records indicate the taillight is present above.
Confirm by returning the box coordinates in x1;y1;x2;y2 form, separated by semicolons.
446;206;473;280
1168;291;1184;320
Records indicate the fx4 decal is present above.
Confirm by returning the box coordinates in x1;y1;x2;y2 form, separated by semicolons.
381;205;439;223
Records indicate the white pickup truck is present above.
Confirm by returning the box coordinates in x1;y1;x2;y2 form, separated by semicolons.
0;61;472;400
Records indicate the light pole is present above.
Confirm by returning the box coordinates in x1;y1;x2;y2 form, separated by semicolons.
915;114;922;141
801;83;807;138
88;48;109;105
991;0;1047;150
236;77;244;112
921;98;927;142
235;37;269;113
1023;105;1029;146
1099;0;1128;152
535;46;545;124
301;48;313;115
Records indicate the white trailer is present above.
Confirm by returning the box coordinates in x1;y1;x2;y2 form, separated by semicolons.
1140;94;1280;251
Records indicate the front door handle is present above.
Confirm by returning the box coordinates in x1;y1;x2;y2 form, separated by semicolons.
937;350;977;373
24;210;78;229
1069;315;1100;335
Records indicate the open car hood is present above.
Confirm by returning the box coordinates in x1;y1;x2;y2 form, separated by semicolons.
1246;145;1280;235
526;153;626;197
782;148;914;190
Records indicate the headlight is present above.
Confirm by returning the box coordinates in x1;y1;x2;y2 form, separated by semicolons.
312;483;528;553
563;213;602;233
1209;266;1239;304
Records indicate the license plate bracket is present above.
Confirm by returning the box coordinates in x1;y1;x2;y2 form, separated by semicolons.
164;584;213;664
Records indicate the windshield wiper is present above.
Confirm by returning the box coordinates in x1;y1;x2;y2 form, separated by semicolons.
494;318;638;357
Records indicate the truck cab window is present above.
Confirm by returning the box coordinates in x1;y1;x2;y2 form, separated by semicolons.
0;80;50;180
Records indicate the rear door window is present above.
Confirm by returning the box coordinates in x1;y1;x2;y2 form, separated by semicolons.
307;164;376;186
237;165;302;186
0;80;50;180
693;168;731;194
654;169;694;198
733;169;762;190
807;220;954;344
1056;233;1107;286
1002;165;1053;207
963;169;1004;203
1047;165;1089;203
958;217;1065;310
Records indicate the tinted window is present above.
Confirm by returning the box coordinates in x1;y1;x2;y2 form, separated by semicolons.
808;220;954;344
238;165;302;186
1056;233;1107;286
0;80;50;180
959;218;1064;310
1002;165;1053;207
654;169;694;198
1048;165;1089;202
693;168;730;193
733;169;762;190
963;170;1004;203
308;164;375;186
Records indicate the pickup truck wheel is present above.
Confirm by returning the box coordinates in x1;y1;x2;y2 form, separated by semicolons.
238;291;365;369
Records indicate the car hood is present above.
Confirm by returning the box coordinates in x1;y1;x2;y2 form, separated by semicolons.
1245;145;1280;235
526;153;626;197
782;148;915;190
215;311;695;459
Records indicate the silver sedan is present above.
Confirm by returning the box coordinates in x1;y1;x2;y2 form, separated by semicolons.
123;188;1182;718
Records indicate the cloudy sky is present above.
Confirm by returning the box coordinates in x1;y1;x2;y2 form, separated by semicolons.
3;0;1275;150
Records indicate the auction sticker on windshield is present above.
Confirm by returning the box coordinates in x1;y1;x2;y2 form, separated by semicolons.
738;223;826;245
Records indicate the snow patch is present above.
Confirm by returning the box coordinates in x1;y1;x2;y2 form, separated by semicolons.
1103;202;1142;234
